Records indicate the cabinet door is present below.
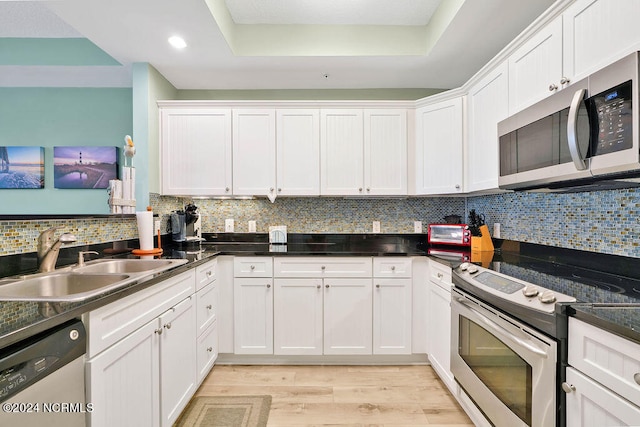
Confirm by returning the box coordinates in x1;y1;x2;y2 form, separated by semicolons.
564;0;640;82
373;278;412;355
86;319;160;427
364;109;407;195
233;277;274;354
508;16;563;113
415;98;463;194
276;109;320;196
566;367;640;427
160;108;232;196
196;320;218;384
428;281;454;389
273;278;323;355
232;109;276;196
159;297;196;427
323;278;372;355
320;109;364;195
466;62;509;192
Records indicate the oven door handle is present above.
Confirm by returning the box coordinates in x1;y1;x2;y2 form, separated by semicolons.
455;296;549;358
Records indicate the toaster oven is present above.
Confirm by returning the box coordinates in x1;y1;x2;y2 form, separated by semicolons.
427;223;471;247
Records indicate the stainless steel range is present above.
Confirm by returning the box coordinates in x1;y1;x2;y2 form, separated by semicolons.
451;262;577;427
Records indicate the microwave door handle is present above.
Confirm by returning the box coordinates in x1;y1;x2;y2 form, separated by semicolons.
567;88;588;171
454;296;548;358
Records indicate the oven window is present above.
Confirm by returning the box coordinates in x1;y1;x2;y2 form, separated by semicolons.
459;317;532;425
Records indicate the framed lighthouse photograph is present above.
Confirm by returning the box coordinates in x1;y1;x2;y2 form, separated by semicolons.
53;146;118;189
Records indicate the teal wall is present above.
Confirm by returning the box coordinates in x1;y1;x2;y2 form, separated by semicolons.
0;87;132;215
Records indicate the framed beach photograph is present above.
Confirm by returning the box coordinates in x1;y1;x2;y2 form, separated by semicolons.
54;146;118;189
0;146;45;189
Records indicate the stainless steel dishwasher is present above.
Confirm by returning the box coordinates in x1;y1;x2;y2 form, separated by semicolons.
0;319;87;427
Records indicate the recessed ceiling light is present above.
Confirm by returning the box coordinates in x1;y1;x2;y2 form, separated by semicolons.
168;36;187;49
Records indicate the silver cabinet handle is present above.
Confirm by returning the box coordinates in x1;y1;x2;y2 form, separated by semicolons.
391;266;396;271
206;270;212;277
225;187;230;192
549;83;558;91
358;187;363;192
207;347;213;352
437;272;443;278
206;304;212;309
561;382;575;393
164;323;172;330
376;284;380;288
278;188;282;192
634;373;640;385
155;328;163;335
266;284;271;288
560;76;571;85
321;265;326;270
325;284;330;288
366;188;370;192
316;285;321;289
270;187;274;192
455;184;461;190
250;265;255;270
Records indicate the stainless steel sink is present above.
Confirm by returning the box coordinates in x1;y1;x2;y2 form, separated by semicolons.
0;258;188;302
0;272;132;302
74;259;187;274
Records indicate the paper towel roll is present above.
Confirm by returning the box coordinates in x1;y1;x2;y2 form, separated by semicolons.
136;211;154;250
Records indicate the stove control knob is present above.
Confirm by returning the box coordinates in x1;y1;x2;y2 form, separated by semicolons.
467;265;479;274
522;285;539;298
539;290;557;304
459;262;470;271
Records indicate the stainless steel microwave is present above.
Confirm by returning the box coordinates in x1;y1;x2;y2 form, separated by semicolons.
498;51;640;191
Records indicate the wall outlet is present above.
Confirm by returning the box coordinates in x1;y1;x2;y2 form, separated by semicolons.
225;218;235;233
414;221;423;233
248;220;257;233
372;221;381;233
154;219;161;234
493;223;501;238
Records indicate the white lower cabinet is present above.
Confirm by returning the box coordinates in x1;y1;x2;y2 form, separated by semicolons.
273;278;323;355
159;297;196;427
85;262;220;427
86;319;160;427
373;278;412;355
323;278;373;355
566;367;640;427
86;295;196;427
427;260;455;392
233;277;274;354
566;317;640;426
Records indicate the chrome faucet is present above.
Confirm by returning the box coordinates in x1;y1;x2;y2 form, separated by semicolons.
37;227;77;273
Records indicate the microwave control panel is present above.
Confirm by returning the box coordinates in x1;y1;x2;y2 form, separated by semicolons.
591;79;633;155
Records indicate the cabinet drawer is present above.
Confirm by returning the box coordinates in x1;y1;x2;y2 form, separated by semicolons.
233;257;273;277
273;257;372;278
568;317;640;406
429;258;452;291
373;257;412;277
196;258;217;291
196;282;217;335
85;270;196;358
197;320;218;384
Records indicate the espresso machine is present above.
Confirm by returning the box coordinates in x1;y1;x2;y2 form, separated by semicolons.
170;204;202;245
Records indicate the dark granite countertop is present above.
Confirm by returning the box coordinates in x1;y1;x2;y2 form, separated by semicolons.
0;233;428;350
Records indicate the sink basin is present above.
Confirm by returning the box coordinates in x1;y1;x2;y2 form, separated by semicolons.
74;258;187;274
0;272;132;302
0;259;188;302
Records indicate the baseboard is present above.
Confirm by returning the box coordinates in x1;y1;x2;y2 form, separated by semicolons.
215;353;429;365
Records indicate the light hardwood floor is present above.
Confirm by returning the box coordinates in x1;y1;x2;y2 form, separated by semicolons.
194;365;474;426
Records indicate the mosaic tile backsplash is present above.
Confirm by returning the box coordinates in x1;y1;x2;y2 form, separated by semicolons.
467;188;640;258
2;188;639;258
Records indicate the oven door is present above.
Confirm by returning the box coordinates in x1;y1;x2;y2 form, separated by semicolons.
451;288;557;427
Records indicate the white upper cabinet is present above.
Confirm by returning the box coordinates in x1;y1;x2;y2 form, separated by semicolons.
276;109;320;196
466;62;509;192
232;109;276;197
160;108;232;196
364;109;408;195
563;0;640;81
508;16;564;114
414;97;463;195
320;108;408;196
320;109;365;195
